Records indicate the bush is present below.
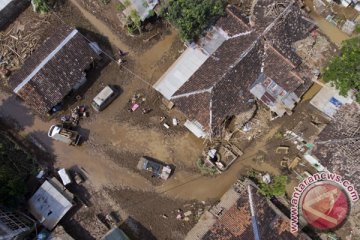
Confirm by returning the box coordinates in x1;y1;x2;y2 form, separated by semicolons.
165;0;225;41
258;175;288;197
116;3;125;11
31;0;50;14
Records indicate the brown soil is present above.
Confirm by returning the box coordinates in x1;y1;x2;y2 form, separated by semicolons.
76;0;173;54
0;1;339;239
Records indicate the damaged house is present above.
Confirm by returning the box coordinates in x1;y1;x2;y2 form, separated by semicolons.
154;0;315;138
310;102;360;189
9;26;100;115
186;179;312;240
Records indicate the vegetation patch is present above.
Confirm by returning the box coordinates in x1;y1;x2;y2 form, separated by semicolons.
196;159;218;176
0;133;38;208
165;0;225;41
31;0;50;14
258;175;288;197
323;36;360;103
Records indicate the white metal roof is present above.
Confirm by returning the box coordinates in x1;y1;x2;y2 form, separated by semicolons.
0;0;12;11
184;120;208;138
310;83;353;118
93;86;114;106
153;27;227;100
58;168;71;185
28;179;73;230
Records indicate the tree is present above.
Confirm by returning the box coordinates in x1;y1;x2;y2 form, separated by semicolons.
258;175;287;197
0;134;37;208
323;37;360;103
165;0;225;41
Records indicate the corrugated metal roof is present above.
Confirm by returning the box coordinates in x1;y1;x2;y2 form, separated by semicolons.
0;0;12;11
153;27;227;100
184;120;208;138
153;47;208;100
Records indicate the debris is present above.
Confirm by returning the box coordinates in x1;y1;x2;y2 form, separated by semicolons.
163;123;170;129
161;214;168;219
162;98;174;110
142;108;152;114
131;103;140;112
262;173;271;184
275;146;289;154
176;214;182;220
184;211;192;217
184;217;190;221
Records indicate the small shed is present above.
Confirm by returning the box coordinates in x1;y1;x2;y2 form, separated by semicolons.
28;178;74;230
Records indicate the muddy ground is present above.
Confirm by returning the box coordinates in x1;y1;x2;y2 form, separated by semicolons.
0;1;343;239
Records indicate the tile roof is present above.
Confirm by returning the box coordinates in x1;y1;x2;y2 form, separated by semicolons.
188;180;311;240
9;25;98;114
312;103;360;189
170;1;314;135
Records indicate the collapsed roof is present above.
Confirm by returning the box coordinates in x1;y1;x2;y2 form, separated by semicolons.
156;0;315;136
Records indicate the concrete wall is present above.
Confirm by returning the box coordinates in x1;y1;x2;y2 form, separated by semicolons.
0;0;30;30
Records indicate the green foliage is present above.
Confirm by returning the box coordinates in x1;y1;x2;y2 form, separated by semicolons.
116;3;125;11
123;0;131;7
165;0;225;41
148;9;155;17
127;10;142;34
101;0;111;4
323;37;360;103
142;0;149;8
258;175;287;197
196;159;218;175
355;25;360;33
274;131;283;140
31;0;50;14
0;134;37;208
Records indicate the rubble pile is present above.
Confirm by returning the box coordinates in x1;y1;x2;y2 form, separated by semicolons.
294;33;336;68
0;20;44;82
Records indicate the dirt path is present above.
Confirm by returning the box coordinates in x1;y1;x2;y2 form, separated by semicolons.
69;0;179;81
69;0;130;51
0;92;154;191
158;125;282;200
